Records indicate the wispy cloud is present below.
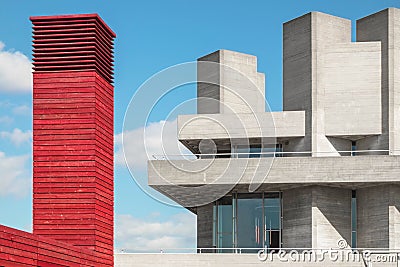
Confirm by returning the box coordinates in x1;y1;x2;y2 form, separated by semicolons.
0;115;13;125
12;105;30;116
0;128;32;146
115;212;196;252
115;119;191;171
0;41;32;93
0;151;31;198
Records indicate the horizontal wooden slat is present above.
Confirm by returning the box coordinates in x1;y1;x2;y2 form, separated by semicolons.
0;225;100;267
31;15;115;83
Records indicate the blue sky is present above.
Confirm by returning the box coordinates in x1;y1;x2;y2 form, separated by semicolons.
0;0;399;251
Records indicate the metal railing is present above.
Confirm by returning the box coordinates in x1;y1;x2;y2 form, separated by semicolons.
115;248;400;267
116;247;280;254
152;149;391;160
115;246;400;254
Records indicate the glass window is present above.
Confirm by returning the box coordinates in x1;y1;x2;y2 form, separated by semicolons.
351;141;357;156
264;193;281;249
261;146;275;158
249;146;262;158
351;190;357;248
213;192;282;252
237;194;263;249
264;198;281;230
262;144;283;158
275;144;283;157
212;205;217;248
216;197;234;251
234;145;251;158
232;144;283;158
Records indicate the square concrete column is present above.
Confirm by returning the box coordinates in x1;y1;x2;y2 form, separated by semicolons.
283;12;381;156
283;12;351;155
197;50;265;114
357;185;400;248
197;204;214;249
357;8;400;155
282;186;313;248
282;186;351;249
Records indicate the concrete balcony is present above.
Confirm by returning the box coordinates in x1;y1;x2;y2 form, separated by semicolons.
177;111;305;153
148;155;400;207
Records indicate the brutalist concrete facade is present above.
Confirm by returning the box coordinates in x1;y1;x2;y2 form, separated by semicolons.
148;8;400;255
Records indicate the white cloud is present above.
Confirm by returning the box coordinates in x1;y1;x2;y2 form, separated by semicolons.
0;41;32;93
12;105;30;116
115;119;191;171
115;212;196;252
0;151;31;198
0;128;32;146
0;115;13;125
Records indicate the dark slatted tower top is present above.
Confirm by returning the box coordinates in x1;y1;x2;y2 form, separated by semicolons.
31;14;115;83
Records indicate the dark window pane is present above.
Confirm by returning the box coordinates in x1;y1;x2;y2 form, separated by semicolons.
237;193;263;199
237;198;263;248
270;231;280;248
265;192;280;199
264;198;281;231
217;199;233;248
351;198;357;231
351;191;357;248
265;207;280;230
352;232;357;248
213;193;282;252
249;147;261;158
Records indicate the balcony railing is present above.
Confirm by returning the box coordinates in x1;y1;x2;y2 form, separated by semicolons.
152;149;390;160
115;246;400;254
115;247;399;267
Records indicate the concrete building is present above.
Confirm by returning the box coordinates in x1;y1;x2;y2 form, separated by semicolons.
137;7;400;267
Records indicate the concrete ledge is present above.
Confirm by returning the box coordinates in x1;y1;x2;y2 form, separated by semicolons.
115;253;394;267
177;111;305;141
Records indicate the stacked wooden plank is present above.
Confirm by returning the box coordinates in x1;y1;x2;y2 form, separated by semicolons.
0;224;97;267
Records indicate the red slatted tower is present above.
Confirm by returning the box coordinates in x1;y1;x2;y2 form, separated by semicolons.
31;14;115;266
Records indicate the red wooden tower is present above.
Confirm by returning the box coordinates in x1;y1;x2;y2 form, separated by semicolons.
31;14;115;266
0;13;115;267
